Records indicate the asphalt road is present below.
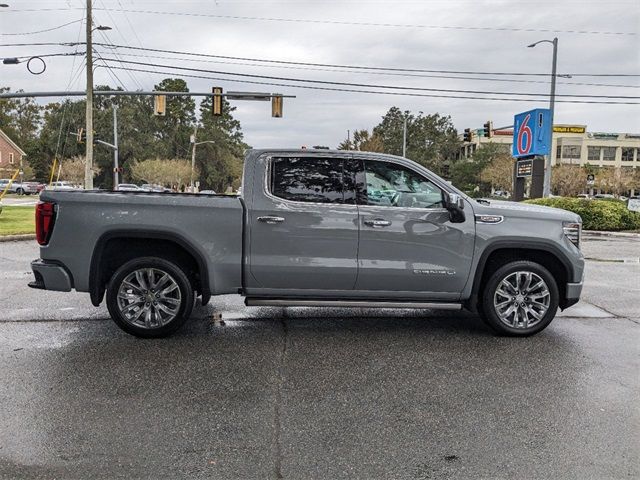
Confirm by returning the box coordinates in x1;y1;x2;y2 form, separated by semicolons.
0;238;638;479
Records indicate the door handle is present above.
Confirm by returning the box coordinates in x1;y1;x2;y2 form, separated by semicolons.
364;218;392;227
258;215;285;224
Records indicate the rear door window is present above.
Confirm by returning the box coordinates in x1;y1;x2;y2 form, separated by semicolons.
270;157;346;204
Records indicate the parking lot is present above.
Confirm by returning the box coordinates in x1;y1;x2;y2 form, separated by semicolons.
1;236;638;479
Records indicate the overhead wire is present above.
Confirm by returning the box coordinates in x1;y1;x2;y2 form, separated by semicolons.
94;49;640;89
97;58;640;99
92;43;640;78
0;19;83;36
107;65;640;105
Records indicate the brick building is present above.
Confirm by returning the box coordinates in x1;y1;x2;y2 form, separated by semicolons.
0;128;26;175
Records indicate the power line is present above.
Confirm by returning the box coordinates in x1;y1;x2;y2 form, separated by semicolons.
98;57;640;99
93;43;640;78
0;19;83;36
4;6;635;36
107;65;640;105
92;8;638;36
95;49;640;89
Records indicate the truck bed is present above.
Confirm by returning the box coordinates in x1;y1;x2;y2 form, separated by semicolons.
38;190;245;295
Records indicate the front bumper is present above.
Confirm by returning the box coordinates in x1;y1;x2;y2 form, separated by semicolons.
29;259;73;292
561;280;583;309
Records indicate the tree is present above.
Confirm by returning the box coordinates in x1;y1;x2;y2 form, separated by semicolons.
195;95;248;192
372;107;460;175
337;129;384;152
480;153;514;192
450;142;508;194
131;158;194;188
551;165;587;197
596;167;634;196
58;156;101;184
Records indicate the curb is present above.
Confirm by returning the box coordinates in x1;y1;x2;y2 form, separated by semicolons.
0;234;36;243
583;230;640;239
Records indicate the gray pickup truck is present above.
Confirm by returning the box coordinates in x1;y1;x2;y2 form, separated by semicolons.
29;149;584;338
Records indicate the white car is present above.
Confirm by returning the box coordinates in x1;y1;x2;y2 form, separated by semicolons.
117;184;143;192
47;181;79;191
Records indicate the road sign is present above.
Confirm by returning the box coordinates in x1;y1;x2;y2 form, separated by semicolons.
516;159;533;177
586;174;595;185
512;108;552;158
628;199;640;213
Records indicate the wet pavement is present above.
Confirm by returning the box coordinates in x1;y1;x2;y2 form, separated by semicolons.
0;238;638;479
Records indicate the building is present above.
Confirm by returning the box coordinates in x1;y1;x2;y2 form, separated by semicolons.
461;124;640;169
0;128;26;175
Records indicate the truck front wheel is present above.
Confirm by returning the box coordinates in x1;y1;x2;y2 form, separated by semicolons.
480;260;559;336
106;257;195;338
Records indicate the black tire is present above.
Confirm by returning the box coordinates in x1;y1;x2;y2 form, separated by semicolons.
106;257;195;338
16;188;24;195
480;260;559;337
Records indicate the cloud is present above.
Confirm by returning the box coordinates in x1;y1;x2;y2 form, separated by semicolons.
1;0;638;148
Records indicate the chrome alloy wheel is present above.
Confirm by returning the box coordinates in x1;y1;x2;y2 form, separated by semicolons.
116;268;182;329
493;271;550;329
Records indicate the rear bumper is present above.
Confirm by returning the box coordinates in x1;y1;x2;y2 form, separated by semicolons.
29;259;73;292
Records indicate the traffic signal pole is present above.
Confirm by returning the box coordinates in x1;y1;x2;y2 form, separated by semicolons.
112;104;118;189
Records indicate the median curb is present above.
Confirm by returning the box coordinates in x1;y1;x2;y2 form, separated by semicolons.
0;234;36;243
583;230;640;239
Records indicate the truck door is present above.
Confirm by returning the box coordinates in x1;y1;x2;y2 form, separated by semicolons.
247;154;359;292
354;158;475;299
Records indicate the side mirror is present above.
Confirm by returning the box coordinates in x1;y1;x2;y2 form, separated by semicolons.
445;192;465;223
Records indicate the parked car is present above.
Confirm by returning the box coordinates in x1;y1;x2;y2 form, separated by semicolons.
140;184;170;193
198;189;217;195
29;149;584;339
576;194;591;200
117;184;143;192
47;181;80;191
593;194;616;200
0;178;40;195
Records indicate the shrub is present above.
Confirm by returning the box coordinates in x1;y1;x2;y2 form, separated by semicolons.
524;197;640;231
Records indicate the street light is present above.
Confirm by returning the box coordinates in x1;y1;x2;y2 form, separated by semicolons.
0;4;10;7
528;37;558;198
93;25;111;31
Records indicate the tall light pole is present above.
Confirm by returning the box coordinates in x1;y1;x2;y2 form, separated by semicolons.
190;129;215;192
528;37;558;198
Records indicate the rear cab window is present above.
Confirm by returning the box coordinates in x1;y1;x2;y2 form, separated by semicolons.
270;156;356;204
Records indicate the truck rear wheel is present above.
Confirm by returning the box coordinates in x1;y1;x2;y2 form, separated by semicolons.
480;260;559;336
106;257;195;338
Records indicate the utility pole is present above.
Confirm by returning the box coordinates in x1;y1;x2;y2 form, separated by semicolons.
112;104;118;190
402;116;407;157
84;0;94;190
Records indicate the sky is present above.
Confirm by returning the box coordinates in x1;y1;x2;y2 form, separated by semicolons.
1;0;639;149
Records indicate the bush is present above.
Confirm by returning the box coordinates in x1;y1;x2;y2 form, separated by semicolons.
524;197;640;231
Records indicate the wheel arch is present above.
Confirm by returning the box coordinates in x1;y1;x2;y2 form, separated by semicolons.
89;230;211;307
466;241;572;312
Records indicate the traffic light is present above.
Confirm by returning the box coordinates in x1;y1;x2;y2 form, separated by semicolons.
271;94;283;118
483;120;493;138
77;128;85;144
463;128;472;142
212;87;223;116
154;94;166;116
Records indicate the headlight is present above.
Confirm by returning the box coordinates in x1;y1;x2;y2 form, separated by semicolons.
563;221;581;249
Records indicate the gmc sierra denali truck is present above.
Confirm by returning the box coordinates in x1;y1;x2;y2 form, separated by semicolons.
29;149;584;338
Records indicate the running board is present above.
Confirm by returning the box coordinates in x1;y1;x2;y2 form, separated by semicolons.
245;299;462;310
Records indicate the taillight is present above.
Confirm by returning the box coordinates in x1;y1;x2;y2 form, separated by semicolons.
35;202;56;245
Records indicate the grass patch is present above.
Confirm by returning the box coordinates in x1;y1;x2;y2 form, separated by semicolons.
0;205;35;236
